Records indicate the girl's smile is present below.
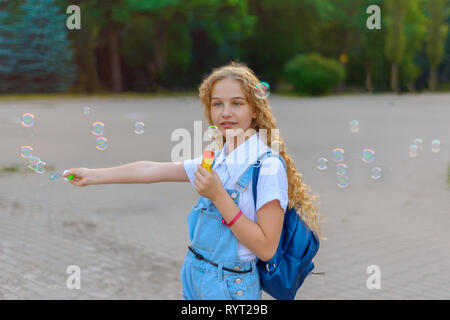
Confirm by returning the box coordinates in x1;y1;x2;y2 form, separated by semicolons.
220;122;237;129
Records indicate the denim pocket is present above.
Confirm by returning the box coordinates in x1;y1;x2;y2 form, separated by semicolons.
223;273;261;300
191;207;222;252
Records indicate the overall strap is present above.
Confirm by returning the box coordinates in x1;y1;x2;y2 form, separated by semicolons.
234;151;286;196
233;164;254;192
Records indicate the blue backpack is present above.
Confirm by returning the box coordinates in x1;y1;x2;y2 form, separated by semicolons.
251;151;322;300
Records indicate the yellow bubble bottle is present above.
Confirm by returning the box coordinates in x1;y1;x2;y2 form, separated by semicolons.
201;150;215;172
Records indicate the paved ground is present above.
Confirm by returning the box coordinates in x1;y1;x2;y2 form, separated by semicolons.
0;93;449;299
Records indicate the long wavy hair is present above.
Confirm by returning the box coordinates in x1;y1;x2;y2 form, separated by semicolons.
198;61;326;240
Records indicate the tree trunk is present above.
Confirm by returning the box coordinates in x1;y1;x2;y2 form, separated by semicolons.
108;26;122;93
147;61;158;91
391;63;399;93
429;66;437;91
154;19;168;74
85;30;101;93
407;81;415;93
73;28;101;94
365;59;373;93
366;72;373;93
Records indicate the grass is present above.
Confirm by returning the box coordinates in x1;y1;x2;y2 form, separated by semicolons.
0;164;56;174
0;165;21;173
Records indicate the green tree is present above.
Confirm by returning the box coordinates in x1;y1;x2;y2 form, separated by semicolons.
306;0;387;92
401;0;427;92
284;53;345;95
59;0;140;93
303;0;358;91
423;0;450;90
129;0;255;89
385;0;409;92
0;0;17;92
14;0;76;93
56;0;103;93
244;0;322;87
65;0;254;92
358;0;385;92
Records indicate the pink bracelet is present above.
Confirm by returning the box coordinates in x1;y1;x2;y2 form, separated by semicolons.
222;210;243;227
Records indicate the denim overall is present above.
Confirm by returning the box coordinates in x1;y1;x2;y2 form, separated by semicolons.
180;151;262;300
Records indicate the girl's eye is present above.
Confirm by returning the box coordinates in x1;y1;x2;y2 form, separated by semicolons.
233;102;241;106
213;102;221;107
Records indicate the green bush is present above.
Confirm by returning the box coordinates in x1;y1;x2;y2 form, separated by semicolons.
283;53;346;96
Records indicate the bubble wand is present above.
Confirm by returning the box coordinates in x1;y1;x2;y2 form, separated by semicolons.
201;150;214;172
49;170;74;181
201;125;220;172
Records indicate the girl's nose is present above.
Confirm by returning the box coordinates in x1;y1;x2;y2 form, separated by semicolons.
222;103;233;116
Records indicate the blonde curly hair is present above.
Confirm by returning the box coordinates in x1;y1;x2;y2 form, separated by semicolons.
198;61;326;240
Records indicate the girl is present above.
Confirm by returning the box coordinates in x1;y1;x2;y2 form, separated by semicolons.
64;61;324;300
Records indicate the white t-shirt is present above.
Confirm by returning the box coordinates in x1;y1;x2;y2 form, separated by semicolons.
183;132;289;261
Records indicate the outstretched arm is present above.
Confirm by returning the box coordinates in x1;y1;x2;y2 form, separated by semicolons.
64;161;189;187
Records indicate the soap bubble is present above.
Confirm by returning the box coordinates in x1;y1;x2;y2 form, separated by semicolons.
317;158;328;170
83;106;91;115
20;146;33;159
134;122;145;134
96;137;108;151
91;121;104;136
28;156;41;171
205;125;220;140
336;163;348;176
337;175;349;188
332;148;345;162
350;120;359;133
409;144;418;158
22;113;34;127
255;82;270;99
413;138;423;151
204;125;221;152
361;148;375;163
431;139;440;153
49;173;62;180
34;161;46;174
371;167;382;180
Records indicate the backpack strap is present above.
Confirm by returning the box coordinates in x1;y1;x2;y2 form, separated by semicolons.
251;151;286;210
233;149;285;193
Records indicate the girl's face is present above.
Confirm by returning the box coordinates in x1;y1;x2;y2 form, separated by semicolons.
210;77;257;139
